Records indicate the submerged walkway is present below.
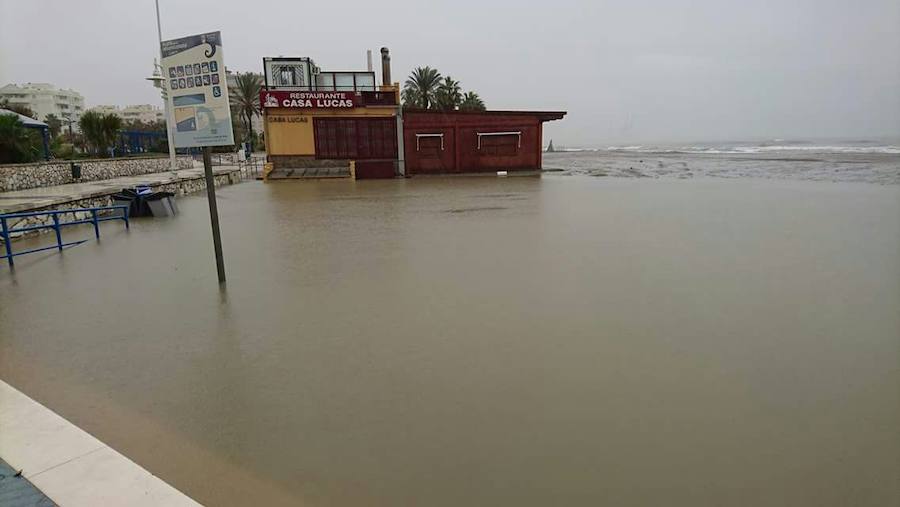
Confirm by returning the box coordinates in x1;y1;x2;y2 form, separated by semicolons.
0;166;242;214
0;380;200;506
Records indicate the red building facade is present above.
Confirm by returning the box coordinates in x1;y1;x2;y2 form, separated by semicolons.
402;110;566;175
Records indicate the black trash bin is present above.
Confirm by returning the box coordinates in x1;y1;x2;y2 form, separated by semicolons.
144;192;177;217
110;193;131;218
71;162;82;180
111;188;154;217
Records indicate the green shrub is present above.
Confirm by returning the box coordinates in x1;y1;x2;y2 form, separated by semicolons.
0;114;42;163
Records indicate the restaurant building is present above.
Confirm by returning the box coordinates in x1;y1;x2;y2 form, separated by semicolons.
260;48;565;179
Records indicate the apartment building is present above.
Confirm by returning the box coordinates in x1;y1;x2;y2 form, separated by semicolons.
90;104;166;124
0;82;85;124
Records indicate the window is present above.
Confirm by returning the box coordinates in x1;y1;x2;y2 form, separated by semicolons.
316;73;335;91
271;64;307;88
317;72;375;91
334;73;354;91
415;133;444;158
477;132;521;156
264;59;313;89
355;74;375;91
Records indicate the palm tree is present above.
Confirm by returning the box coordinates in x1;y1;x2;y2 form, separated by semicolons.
44;114;62;138
401;86;422;110
229;72;262;145
459;92;486;111
79;111;121;156
79;111;104;155
403;66;442;109
230;113;247;150
434;76;463;111
0;114;41;163
101;114;122;155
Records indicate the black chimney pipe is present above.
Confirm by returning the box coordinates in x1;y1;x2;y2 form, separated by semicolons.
380;47;391;86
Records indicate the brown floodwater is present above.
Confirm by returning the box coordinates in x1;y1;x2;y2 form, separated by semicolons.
1;176;899;506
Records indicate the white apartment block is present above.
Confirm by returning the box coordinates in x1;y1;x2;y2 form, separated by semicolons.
0;83;85;125
90;104;165;124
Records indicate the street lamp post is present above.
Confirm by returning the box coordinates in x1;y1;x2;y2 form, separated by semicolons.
146;59;176;170
148;0;177;171
61;112;74;139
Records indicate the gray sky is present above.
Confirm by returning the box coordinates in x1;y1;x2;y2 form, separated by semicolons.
2;0;898;146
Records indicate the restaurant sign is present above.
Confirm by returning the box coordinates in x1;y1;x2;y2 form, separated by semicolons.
261;90;358;109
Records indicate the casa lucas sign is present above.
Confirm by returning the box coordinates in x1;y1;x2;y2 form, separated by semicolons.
261;90;358;109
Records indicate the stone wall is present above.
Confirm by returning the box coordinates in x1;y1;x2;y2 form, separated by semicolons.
1;169;241;241
0;156;194;192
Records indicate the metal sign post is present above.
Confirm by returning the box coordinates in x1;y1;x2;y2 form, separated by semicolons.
202;147;226;283
160;31;234;285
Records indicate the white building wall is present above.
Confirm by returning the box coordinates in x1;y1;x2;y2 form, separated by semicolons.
90;104;165;124
0;83;85;127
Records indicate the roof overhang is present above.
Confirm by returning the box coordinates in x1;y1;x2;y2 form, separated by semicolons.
403;109;566;122
0;108;47;128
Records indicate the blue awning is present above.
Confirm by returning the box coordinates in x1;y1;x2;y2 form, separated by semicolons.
0;108;48;128
1;108;51;160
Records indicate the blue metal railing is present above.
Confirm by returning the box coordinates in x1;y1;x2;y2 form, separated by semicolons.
1;205;129;267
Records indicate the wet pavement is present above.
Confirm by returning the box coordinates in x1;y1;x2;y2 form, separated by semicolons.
1;176;899;506
0;166;241;214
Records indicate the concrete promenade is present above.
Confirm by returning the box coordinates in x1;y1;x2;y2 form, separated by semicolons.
0;380;200;506
0;165;243;214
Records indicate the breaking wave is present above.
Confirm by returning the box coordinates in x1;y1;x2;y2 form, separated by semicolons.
603;144;900;155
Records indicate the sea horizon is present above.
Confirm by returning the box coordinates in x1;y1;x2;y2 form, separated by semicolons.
550;136;900;155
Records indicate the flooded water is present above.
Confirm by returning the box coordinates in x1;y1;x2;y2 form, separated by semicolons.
544;145;900;184
1;176;899;506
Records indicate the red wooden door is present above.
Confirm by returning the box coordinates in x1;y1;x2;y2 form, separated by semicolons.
314;117;396;159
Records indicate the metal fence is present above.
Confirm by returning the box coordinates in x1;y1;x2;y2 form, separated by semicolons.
237;156;264;179
1;205;130;267
188;153;264;179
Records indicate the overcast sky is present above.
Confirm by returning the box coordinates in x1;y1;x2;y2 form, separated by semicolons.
2;0;898;145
